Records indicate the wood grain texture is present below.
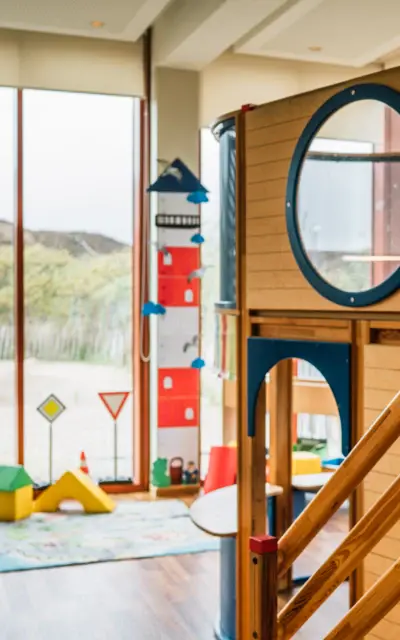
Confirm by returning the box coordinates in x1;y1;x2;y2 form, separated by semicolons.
278;472;400;638
278;389;400;579
269;360;293;591
244;66;400;313
235;110;266;640
325;559;400;640
227;376;339;416
362;344;400;639
250;536;278;640
0;552;219;640
350;320;369;608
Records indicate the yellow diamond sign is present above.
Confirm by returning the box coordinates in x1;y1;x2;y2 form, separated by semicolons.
37;394;66;423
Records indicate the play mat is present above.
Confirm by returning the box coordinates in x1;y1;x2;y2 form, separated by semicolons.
0;499;219;572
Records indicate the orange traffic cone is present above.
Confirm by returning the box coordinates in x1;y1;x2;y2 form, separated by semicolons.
80;451;89;474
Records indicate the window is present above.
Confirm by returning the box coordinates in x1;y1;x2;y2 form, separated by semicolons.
288;86;400;306
219;122;236;307
200;127;223;475
22;90;139;485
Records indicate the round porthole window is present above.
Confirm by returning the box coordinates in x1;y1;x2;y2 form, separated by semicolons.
286;84;400;307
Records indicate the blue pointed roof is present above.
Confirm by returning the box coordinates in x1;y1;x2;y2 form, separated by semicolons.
147;158;208;194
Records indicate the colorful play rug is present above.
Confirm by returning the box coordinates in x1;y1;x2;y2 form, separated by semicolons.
0;499;220;573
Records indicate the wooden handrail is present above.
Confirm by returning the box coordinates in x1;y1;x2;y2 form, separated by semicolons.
278;390;400;577
324;558;400;639
277;472;400;638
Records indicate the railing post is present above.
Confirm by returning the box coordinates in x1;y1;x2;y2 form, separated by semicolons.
250;535;278;640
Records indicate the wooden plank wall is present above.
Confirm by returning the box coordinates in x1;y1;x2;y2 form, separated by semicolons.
244;66;400;313
364;344;400;640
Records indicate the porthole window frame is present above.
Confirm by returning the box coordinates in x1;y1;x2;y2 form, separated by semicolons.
286;82;400;308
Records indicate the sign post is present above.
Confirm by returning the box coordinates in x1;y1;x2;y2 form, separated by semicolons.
98;392;130;481
37;394;66;485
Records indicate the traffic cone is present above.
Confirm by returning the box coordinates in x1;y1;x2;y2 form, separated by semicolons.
80;451;89;474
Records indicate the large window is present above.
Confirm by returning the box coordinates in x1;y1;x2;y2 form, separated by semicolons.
0;87;141;488
23;90;137;485
200;128;223;474
0;88;16;464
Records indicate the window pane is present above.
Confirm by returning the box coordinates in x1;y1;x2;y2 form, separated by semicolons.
0;88;16;464
23;90;136;485
200;128;223;476
297;100;400;294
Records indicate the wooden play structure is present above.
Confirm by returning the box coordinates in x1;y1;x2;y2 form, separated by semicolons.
211;65;400;639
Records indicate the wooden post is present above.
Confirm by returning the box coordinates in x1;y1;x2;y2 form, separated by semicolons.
236;109;266;640
269;359;293;590
250;535;278;640
349;319;369;609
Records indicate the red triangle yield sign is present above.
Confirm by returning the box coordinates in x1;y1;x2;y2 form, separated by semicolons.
99;392;130;420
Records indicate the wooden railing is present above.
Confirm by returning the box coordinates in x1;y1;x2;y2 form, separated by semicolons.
250;390;400;640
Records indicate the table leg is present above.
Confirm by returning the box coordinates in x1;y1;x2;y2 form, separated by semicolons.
214;536;236;640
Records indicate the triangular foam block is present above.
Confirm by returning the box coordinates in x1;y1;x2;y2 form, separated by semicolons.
34;470;115;514
147;158;208;194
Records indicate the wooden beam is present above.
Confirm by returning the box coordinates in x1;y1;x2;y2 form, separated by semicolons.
269;359;293;590
278;471;400;638
350;320;369;610
271;379;338;416
226;378;339;416
278;389;400;578
325;558;400;640
236;109;266;640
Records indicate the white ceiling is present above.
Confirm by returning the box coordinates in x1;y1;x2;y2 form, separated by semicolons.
235;0;400;68
0;0;172;42
1;0;400;70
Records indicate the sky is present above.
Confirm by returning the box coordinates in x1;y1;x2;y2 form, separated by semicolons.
0;87;137;244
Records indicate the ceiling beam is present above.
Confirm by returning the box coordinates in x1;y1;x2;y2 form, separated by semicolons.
234;0;326;55
153;0;289;70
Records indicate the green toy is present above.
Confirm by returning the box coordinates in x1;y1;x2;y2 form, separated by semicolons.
151;458;171;488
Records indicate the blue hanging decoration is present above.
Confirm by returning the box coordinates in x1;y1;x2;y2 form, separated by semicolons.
154;303;167;316
190;233;205;245
147;158;208;194
142;301;166;316
187;191;209;204
191;357;206;369
142;301;155;316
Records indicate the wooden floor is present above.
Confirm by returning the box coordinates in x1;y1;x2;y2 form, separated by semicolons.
0;498;350;640
0;550;348;640
0;553;220;640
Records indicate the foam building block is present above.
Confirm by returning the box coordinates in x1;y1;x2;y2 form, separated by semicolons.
0;465;34;521
292;451;321;476
34;470;115;514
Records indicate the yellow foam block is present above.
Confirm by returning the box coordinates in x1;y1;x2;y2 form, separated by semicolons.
34;470;115;514
292;452;321;476
0;485;33;521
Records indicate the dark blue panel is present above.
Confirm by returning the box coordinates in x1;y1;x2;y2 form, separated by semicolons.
247;337;351;455
286;83;400;307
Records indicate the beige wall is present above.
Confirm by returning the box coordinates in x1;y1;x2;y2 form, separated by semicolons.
199;51;381;126
0;28;143;96
155;67;199;171
150;67;200;462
